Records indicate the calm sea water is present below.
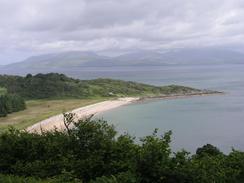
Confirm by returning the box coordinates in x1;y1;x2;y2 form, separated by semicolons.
72;64;244;153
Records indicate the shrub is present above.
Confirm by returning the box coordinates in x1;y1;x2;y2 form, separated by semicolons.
0;94;26;117
0;115;243;182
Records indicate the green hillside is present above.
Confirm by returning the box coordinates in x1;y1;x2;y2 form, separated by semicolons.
0;73;203;100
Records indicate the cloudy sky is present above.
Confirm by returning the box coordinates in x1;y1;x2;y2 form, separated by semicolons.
0;0;244;64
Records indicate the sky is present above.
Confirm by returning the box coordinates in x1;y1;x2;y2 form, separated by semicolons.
0;0;244;65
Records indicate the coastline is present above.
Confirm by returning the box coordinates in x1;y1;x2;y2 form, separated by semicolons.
139;91;224;101
27;91;223;133
27;97;139;133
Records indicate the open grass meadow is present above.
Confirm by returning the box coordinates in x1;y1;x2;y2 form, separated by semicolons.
0;98;105;132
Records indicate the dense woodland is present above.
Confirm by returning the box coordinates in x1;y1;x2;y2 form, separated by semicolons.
0;115;243;183
0;94;26;117
0;73;202;100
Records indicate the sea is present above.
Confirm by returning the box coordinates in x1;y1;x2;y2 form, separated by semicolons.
64;64;244;153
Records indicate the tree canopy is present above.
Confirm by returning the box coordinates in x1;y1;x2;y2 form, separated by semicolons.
0;94;26;117
0;115;243;182
0;73;202;100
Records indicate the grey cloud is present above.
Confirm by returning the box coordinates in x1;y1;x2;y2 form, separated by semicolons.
0;0;244;64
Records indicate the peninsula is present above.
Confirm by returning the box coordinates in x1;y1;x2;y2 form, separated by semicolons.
0;73;221;131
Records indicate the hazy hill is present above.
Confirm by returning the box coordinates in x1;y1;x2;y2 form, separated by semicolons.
0;48;243;75
2;51;109;69
108;48;244;66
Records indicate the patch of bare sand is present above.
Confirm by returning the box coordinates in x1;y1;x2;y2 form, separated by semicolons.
27;97;139;133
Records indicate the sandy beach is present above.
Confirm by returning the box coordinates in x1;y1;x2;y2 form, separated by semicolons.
27;91;222;133
27;97;139;132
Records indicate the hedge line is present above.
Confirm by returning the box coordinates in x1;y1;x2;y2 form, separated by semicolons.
0;94;26;117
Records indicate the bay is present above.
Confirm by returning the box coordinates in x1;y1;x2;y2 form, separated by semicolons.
73;64;244;153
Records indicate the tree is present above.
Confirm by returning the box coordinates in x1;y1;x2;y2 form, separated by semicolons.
196;144;222;157
0;94;26;117
0;115;243;182
0;96;7;117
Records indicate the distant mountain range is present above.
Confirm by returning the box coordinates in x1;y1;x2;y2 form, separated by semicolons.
0;48;243;75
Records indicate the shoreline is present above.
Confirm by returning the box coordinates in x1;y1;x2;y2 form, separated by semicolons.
27;91;223;133
27;97;139;133
139;91;224;101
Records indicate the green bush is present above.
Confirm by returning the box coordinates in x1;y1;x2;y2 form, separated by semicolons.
0;94;26;117
0;115;243;182
0;174;83;183
0;174;44;183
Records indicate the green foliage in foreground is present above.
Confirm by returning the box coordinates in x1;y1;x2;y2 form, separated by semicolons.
0;73;201;99
0;174;47;183
0;174;81;183
0;94;26;117
1;116;243;183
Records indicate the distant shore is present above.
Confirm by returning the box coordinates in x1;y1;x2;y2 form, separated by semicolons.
27;91;223;132
139;90;224;101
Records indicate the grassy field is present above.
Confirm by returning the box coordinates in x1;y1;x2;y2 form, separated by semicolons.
0;98;106;132
0;87;6;96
